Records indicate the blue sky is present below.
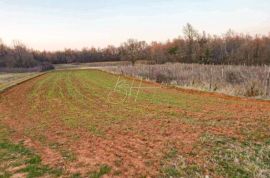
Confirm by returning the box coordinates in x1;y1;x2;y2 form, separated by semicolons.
0;0;269;51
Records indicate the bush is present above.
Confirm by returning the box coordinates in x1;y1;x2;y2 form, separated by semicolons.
225;71;244;84
244;82;262;97
41;63;55;71
156;72;173;83
106;63;269;99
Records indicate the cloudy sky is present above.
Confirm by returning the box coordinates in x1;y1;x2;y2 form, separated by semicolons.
0;0;269;51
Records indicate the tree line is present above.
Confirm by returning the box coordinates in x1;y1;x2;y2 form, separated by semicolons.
147;24;270;65
1;23;270;71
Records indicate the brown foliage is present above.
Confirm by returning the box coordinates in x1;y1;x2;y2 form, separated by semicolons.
1;23;270;68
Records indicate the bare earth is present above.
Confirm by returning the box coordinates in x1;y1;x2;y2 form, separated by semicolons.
0;70;270;177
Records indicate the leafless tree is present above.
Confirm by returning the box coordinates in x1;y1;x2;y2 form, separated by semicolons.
120;39;148;65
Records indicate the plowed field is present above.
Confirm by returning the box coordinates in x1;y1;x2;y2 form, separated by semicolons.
0;70;270;178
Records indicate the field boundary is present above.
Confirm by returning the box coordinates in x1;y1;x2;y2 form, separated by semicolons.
0;72;48;94
1;68;270;104
97;68;270;103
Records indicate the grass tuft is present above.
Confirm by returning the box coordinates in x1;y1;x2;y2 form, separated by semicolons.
88;164;112;178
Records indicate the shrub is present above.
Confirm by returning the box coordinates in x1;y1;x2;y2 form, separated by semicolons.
106;63;269;99
41;62;55;71
244;82;262;97
225;71;244;84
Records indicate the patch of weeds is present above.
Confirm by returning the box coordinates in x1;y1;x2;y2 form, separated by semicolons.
162;167;181;177
139;175;148;178
164;147;178;160
240;120;270;142
159;147;203;178
160;164;203;178
0;125;62;178
19;164;62;178
88;125;104;137
180;116;234;128
71;172;82;178
0;171;12;178
26;155;42;164
88;164;112;178
201;134;270;178
63;116;80;128
167;111;179;117
49;142;77;162
0;142;63;178
60;149;76;162
35;134;47;145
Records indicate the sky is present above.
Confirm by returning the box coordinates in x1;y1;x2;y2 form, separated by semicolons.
0;0;270;51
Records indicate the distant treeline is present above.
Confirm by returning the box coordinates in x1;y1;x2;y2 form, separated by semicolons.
1;23;270;70
0;41;54;71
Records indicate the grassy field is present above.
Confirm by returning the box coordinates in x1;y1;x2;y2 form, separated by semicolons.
0;69;270;177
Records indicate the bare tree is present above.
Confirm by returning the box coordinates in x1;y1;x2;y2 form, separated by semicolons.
12;40;36;68
120;39;148;65
183;23;199;62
